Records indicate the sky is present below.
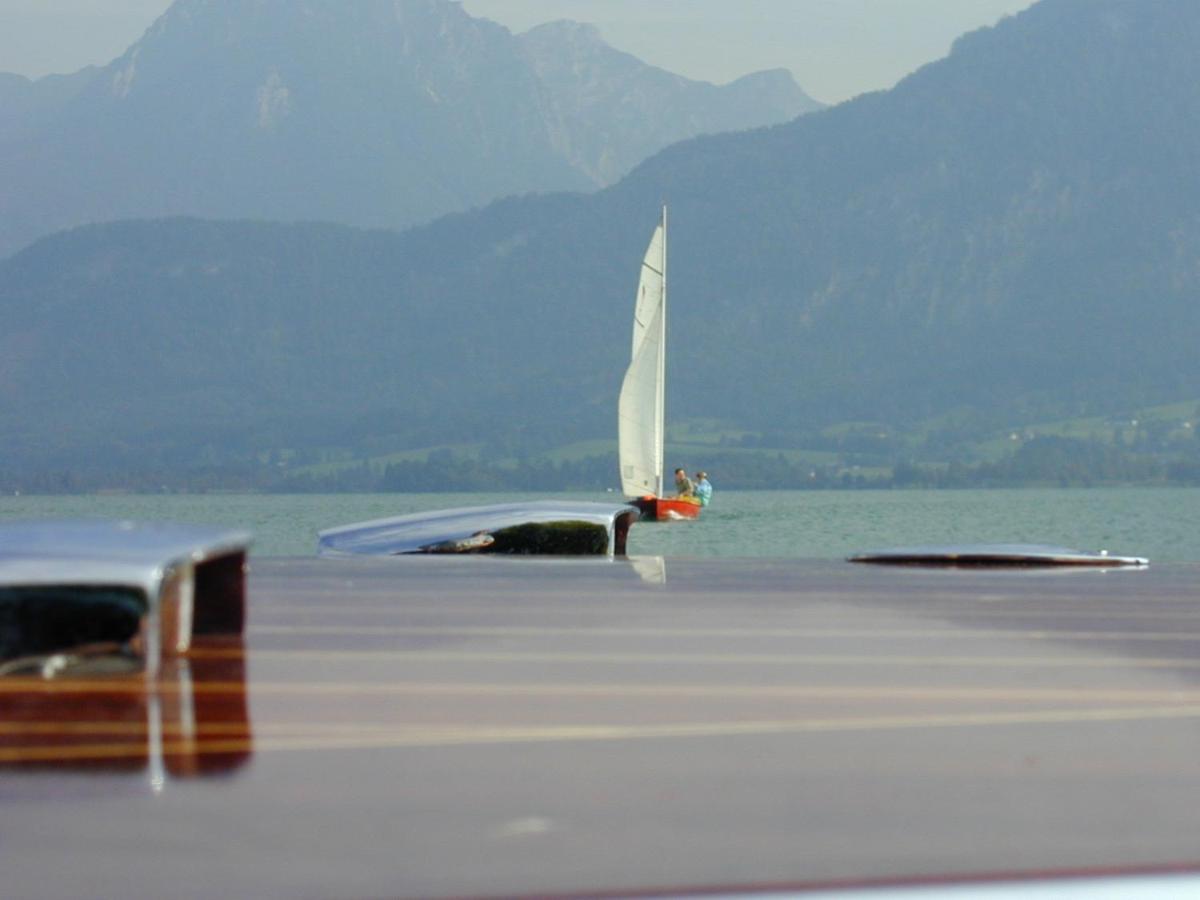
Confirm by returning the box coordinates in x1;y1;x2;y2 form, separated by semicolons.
1;0;1035;104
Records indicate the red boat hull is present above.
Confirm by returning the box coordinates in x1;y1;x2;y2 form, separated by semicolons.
633;496;702;521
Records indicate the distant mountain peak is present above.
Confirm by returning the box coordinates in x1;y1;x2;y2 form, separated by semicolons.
523;20;604;40
0;0;822;258
728;67;800;87
519;19;644;73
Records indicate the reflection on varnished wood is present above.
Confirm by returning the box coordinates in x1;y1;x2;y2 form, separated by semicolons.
0;636;251;778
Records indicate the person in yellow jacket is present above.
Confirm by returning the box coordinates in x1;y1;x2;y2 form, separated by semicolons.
673;468;695;499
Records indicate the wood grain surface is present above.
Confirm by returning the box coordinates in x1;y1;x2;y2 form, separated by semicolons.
3;557;1200;898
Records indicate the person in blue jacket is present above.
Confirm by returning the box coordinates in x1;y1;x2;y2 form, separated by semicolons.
694;471;712;506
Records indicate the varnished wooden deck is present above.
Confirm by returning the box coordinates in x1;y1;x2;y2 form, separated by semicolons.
4;557;1200;897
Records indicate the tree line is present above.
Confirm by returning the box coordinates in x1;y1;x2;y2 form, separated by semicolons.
6;436;1200;494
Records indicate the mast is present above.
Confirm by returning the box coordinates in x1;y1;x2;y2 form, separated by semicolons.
656;204;667;498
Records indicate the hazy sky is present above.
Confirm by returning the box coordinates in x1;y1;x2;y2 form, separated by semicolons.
2;0;1035;104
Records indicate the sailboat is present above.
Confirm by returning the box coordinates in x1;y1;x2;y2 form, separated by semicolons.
618;206;701;521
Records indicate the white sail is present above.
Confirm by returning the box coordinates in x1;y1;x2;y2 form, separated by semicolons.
618;212;666;498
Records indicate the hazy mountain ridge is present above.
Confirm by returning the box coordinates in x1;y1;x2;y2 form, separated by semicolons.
607;0;1200;423
0;67;96;145
518;21;820;185
0;0;818;259
3;0;1199;479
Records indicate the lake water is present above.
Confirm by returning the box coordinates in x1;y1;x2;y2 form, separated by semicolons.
1;488;1198;561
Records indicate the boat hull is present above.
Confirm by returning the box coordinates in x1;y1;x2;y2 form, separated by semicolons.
633;496;701;522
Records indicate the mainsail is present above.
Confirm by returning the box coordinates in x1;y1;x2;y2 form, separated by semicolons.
618;208;666;498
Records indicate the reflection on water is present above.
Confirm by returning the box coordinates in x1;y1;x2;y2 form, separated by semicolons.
0;637;252;781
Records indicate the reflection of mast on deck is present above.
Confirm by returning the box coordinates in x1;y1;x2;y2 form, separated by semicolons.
629;555;666;584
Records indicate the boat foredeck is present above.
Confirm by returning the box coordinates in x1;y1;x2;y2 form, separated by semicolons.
4;557;1200;897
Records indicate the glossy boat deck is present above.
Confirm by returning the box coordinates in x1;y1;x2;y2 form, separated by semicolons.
4;557;1200;898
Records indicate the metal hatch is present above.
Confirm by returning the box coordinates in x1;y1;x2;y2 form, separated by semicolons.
848;543;1149;568
0;520;252;676
318;500;641;558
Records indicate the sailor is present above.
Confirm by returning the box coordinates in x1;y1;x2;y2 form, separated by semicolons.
694;471;713;507
673;468;695;498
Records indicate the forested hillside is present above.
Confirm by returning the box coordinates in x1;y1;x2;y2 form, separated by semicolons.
3;0;1200;488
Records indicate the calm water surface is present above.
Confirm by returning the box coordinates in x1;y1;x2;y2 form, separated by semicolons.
1;488;1197;561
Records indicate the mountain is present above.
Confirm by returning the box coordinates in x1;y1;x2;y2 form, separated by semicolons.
517;21;816;186
0;68;97;145
3;0;1199;481
0;0;820;259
